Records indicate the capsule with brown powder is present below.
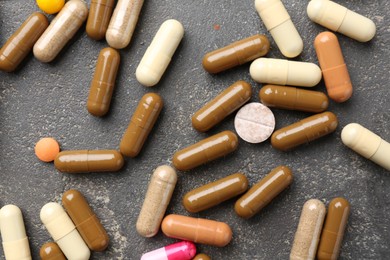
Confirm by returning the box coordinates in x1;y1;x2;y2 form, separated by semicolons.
314;32;353;103
87;47;120;116
0;12;48;72
86;0;115;40
183;173;248;213
259;85;329;113
317;197;350;260
271;111;338;151
234;166;293;219
119;93;163;157
54;150;124;173
202;34;270;73
39;242;66;260
172;130;238;171
62;189;109;251
192;81;252;132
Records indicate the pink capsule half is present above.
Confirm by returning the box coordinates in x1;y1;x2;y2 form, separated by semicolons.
140;241;196;260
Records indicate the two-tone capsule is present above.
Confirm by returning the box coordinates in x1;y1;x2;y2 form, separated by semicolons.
192;81;252;132
40;242;66;260
86;0;115;40
271;111;338;151
140;241;196;260
161;214;233;247
234;166;293;219
173;130;238;171
0;12;48;72
202;34;270;73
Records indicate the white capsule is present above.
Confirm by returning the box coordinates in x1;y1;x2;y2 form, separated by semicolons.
307;0;376;42
341;123;390;171
250;58;322;87
136;19;184;87
255;0;303;58
40;202;90;260
0;205;32;260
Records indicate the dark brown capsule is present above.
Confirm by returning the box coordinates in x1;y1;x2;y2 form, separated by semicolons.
86;0;115;40
39;242;66;260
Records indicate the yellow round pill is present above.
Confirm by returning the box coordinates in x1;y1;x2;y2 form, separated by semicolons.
36;0;65;15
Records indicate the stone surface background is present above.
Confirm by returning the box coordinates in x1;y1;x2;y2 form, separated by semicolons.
0;0;389;259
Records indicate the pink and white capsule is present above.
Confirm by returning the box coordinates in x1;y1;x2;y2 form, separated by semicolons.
140;241;196;260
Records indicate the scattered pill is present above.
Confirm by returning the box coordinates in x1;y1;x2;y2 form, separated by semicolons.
140;241;196;260
106;0;144;49
183;172;248;213
234;102;275;144
290;199;326;260
307;0;376;42
86;0;115;40
250;58;322;87
0;12;48;72
202;34;270;73
62;189;109;251
136;165;177;237
255;0;303;58
161;214;232;247
314;32;352;102
260;85;329;113
172;130;238;171
271;111;338;151
136;19;184;87
87;47;120;117
341;123;390;171
33;0;88;63
234;166;293;219
40;202;90;260
120;93;163;157
193;253;211;260
35;137;61;162
317;197;350;260
54;150;124;173
192;80;252;132
36;0;65;14
0;205;32;260
39;242;66;260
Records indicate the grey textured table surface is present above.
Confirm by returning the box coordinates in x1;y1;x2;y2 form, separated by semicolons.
0;0;389;259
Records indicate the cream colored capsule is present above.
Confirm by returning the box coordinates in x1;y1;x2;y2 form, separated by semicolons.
40;202;90;260
136;19;184;87
106;0;144;49
250;58;322;87
255;0;303;58
290;199;326;260
341;123;390;171
33;0;88;62
307;0;376;42
136;165;177;237
0;205;32;260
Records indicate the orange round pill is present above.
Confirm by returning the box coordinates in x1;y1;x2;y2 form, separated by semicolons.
35;137;60;162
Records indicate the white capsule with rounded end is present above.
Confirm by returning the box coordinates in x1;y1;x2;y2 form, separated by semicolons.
136;19;184;87
250;58;322;87
255;0;303;58
307;0;376;42
40;202;90;260
0;205;32;260
341;123;390;171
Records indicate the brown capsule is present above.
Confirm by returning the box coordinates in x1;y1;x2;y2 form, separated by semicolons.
54;150;124;173
271;111;338;151
119;93;163;157
259;85;329;113
62;189;109;251
183;173;248;213
193;253;211;260
87;47;120;116
86;0;115;40
172;130;238;171
161;214;232;247
202;34;270;74
0;12;48;72
317;197;350;260
39;242;66;260
192;81;252;132
234;166;293;219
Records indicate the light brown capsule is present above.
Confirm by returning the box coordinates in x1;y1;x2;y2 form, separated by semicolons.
193;253;211;260
39;242;66;260
192;81;252;132
119;93;163;157
87;47;120;117
86;0;115;40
